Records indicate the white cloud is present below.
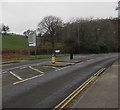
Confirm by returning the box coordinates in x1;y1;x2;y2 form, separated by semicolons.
1;2;118;34
1;0;119;2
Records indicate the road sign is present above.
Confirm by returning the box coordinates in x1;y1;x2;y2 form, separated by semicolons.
55;50;60;53
28;31;36;46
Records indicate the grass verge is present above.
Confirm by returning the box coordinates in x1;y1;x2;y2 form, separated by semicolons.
3;54;69;62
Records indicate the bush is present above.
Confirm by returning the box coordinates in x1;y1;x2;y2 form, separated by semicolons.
98;42;108;53
2;49;29;59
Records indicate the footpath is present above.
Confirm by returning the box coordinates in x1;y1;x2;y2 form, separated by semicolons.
72;60;119;108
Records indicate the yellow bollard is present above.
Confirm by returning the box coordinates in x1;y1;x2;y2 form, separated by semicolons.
52;56;56;64
52;53;56;64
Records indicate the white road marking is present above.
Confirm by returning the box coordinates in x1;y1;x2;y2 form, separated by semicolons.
87;59;94;61
55;66;71;71
2;71;7;73
2;71;7;74
10;71;23;81
20;67;27;69
77;61;84;65
29;66;44;74
52;66;59;70
3;63;43;71
13;74;44;85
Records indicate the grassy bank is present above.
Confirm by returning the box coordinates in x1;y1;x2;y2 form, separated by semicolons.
3;54;69;62
2;34;29;49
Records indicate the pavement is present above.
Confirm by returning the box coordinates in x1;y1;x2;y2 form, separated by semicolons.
71;59;119;108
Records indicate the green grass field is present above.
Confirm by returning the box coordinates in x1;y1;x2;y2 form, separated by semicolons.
2;34;29;49
3;54;69;61
2;34;68;61
2;34;63;50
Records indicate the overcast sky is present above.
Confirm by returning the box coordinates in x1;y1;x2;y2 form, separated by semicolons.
1;2;118;34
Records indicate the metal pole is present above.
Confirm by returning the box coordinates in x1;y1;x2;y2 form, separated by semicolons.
78;23;80;53
35;46;36;57
96;28;100;43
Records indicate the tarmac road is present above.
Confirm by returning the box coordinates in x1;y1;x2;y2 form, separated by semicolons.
2;53;114;71
2;53;119;108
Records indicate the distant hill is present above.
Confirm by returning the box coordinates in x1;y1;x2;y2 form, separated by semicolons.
2;34;29;49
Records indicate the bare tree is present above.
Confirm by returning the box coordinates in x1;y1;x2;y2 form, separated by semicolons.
23;29;34;38
0;24;9;35
38;15;63;50
0;24;2;34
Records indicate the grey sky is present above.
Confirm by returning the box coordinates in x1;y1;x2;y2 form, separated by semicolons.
2;2;118;34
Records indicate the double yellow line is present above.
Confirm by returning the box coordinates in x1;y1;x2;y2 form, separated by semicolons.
52;67;106;110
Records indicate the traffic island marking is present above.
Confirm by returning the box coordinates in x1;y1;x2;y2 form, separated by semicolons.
13;73;44;85
56;62;75;64
56;60;82;64
29;66;44;74
55;66;71;71
2;71;20;87
42;62;72;67
10;71;23;81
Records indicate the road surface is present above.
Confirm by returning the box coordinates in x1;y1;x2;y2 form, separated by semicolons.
2;53;119;108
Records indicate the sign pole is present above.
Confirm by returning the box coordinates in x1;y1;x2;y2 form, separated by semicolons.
35;46;37;57
27;30;37;58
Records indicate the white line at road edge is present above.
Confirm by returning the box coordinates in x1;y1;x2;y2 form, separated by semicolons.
10;71;23;81
29;66;44;74
13;74;44;85
55;66;71;71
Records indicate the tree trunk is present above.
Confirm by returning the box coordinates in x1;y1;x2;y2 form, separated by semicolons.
51;35;55;51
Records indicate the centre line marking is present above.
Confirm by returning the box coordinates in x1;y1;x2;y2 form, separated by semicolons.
13;74;44;85
29;66;44;74
10;71;23;81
